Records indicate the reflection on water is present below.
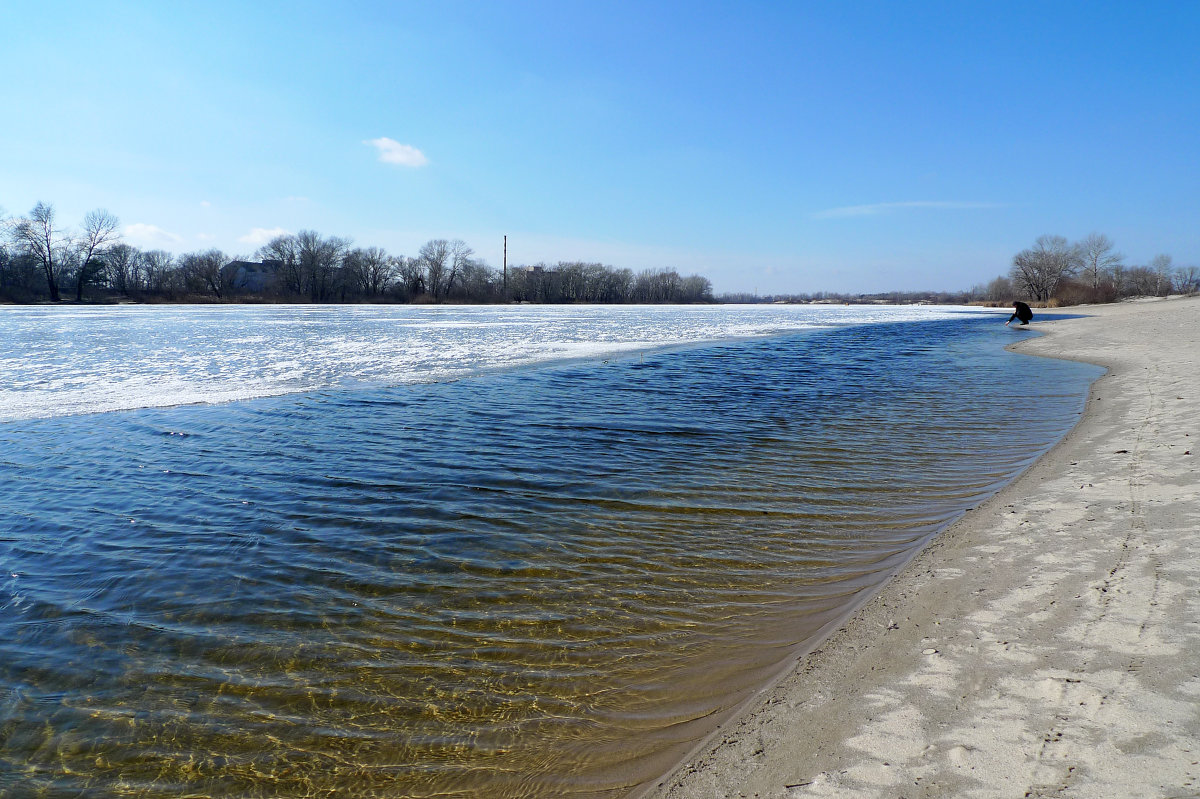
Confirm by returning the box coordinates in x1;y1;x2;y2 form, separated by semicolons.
0;316;1099;797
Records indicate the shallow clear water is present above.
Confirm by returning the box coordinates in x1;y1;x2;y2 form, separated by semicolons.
0;306;1100;797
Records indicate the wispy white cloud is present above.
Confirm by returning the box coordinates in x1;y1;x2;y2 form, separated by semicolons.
238;227;291;246
199;200;212;208
813;201;1002;219
124;223;183;246
365;137;429;167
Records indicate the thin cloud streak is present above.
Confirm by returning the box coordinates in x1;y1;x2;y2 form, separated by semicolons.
813;201;1003;219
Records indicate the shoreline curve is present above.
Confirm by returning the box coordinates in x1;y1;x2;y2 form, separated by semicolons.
638;295;1200;799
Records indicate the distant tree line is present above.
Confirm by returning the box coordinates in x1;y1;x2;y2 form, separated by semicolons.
6;203;1195;308
719;233;1198;307
1;202;714;305
717;289;979;305
974;233;1199;306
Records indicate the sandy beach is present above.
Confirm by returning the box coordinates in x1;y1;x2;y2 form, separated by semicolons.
642;296;1200;799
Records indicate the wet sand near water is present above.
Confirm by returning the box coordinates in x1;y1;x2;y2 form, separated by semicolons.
641;296;1200;799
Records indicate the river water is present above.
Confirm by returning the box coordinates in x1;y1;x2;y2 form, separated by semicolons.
0;304;1101;797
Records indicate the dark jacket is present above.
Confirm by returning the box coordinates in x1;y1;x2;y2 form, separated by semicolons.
1009;301;1033;324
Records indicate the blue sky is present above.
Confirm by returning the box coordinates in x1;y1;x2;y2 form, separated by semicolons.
2;1;1198;293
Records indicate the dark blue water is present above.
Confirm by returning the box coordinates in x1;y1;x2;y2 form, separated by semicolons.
0;316;1100;798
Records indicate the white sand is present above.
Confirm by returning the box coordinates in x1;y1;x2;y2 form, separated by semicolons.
641;296;1200;799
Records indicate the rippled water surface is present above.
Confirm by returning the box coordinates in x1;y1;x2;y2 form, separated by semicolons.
0;305;1100;797
0;304;964;423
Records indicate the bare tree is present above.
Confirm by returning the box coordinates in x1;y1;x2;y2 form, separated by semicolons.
344;246;395;297
1077;233;1123;290
679;274;714;303
1173;265;1200;294
983;275;1014;302
1125;265;1158;296
396;255;425;298
1150;254;1173;296
258;234;302;296
633;268;683;302
557;261;589;302
73;208;121;301
142;250;178;296
105;242;143;296
599;267;634;303
445;239;474;297
1009;235;1081;302
180;249;230;299
577;262;609;302
364;247;395;296
384;255;406;296
0;210;14;299
419;239;451;298
456;258;497;299
0;206;10;295
291;230;350;302
1105;264;1128;295
11;201;67;301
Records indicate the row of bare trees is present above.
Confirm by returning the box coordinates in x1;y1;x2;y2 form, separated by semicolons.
1;202;714;305
508;263;714;304
3;202;121;302
0;202;239;303
247;232;712;303
977;233;1198;305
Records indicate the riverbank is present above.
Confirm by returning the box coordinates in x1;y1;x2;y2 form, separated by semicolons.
642;296;1200;798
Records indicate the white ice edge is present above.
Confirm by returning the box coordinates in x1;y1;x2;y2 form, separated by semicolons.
0;304;983;422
